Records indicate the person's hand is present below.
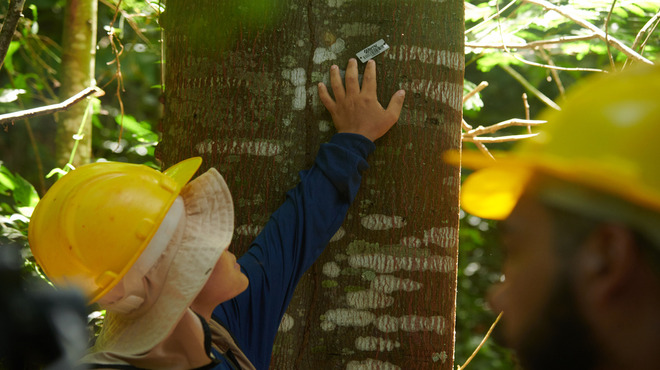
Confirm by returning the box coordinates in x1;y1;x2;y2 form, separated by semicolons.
318;58;405;142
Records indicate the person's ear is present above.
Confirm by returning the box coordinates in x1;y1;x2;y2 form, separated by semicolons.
577;223;638;303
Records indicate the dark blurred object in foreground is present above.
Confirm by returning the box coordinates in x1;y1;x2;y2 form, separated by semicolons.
0;244;88;369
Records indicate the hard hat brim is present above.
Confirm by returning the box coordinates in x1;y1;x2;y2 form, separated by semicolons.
444;149;533;220
445;148;660;221
163;157;203;188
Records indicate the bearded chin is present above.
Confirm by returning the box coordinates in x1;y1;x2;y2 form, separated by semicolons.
495;276;602;370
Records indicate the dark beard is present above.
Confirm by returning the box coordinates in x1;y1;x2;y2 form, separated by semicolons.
494;275;601;370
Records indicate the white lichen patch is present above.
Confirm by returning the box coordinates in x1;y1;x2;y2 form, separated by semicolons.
374;315;446;335
318;120;332;132
346;290;394;309
293;85;306;110
195;140;281;157
327;0;350;7
361;214;406;231
374;315;399;333
399;315;445;334
322;309;376;329
281;67;307;86
348;254;454;273
432;351;448;363
423;227;457;248
400;236;423;248
322;262;341;278
282;68;308;110
346;359;401;370
400;79;463;112
387;45;463;70
235;224;263;237
370;275;422;294
355;336;401;352
321;320;336;331
278;313;294;332
329;38;346;54
330;227;346;242
313;47;337;64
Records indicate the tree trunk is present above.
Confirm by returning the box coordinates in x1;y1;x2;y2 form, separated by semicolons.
160;1;463;368
55;0;97;167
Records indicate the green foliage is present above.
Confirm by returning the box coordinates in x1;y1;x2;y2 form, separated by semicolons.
459;1;659;369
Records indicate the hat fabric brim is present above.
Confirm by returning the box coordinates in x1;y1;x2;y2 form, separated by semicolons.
88;168;234;356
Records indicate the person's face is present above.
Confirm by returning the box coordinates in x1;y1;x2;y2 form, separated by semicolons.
488;193;599;369
197;250;249;305
488;193;561;351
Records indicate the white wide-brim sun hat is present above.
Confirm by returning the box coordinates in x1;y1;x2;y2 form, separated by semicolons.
86;163;234;357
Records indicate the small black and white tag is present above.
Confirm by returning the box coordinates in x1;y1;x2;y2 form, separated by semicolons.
356;39;390;63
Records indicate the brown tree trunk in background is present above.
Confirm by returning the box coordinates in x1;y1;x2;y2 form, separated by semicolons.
55;0;97;167
159;1;463;368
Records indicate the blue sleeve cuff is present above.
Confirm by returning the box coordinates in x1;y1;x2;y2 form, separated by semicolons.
328;133;376;159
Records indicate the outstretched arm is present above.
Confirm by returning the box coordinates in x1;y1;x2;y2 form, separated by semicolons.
318;58;405;142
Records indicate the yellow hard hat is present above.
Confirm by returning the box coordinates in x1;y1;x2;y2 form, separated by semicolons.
28;157;202;303
446;64;660;220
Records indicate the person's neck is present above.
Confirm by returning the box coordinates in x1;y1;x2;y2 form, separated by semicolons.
129;308;211;369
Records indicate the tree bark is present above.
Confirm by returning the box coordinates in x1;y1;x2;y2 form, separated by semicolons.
0;0;26;71
55;0;97;167
160;1;463;368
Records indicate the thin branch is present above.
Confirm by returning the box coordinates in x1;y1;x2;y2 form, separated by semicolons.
493;1;604;78
522;0;653;65
604;0;618;71
537;48;566;98
465;0;518;35
0;0;27;71
513;55;604;73
463;133;539;143
457;312;503;370
462;119;473;131
522;93;532;133
631;11;660;53
463;81;489;103
465;34;600;50
475;142;495;160
99;0;151;45
633;12;660;52
500;64;561;111
0;87;103;125
638;19;660;57
466;119;546;136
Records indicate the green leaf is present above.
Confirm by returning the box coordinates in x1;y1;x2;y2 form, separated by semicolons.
475;52;519;73
463;80;484;113
115;115;158;142
12;174;39;209
0;165;16;194
4;41;21;74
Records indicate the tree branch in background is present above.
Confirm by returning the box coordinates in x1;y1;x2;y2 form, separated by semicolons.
604;0;619;71
624;11;660;69
464;0;518;35
465;118;546;137
463;81;489;104
0;0;27;71
465;34;600;50
461;83;547;159
536;48;566;98
0;87;103;126
522;0;654;65
500;64;561;111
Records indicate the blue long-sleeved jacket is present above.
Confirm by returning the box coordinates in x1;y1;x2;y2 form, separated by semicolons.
208;133;375;369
